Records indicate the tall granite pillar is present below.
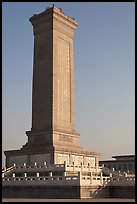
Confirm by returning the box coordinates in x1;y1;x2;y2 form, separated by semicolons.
26;5;80;148
4;5;100;167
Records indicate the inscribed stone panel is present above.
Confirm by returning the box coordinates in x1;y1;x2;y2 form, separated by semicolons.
55;37;71;127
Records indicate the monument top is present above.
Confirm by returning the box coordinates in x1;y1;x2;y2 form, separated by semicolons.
29;4;78;28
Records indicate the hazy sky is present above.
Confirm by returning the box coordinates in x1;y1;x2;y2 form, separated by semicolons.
2;2;135;167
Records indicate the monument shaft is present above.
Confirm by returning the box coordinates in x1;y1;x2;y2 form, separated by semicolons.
31;6;76;133
25;6;80;149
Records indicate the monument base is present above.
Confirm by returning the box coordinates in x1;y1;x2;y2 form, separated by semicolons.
4;129;100;168
4;145;100;168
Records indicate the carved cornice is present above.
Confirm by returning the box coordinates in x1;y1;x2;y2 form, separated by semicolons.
53;6;78;28
29;5;78;36
53;9;78;30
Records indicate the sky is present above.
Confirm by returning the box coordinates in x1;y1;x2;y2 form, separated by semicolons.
2;2;135;167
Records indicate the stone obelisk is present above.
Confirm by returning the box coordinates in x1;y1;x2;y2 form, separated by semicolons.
4;5;100;167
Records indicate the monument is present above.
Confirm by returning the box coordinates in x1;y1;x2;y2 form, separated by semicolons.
2;5;135;199
4;5;100;168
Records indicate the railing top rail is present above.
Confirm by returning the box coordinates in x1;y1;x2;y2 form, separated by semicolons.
2;166;15;173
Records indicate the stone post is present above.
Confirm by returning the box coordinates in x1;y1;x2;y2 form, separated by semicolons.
95;157;99;171
49;172;52;177
64;161;67;171
124;172;127;177
81;162;83;171
37;172;39;177
90;172;92;184
44;161;47;166
88;163;91;171
12;173;15;178
24;173;27;177
73;162;75;171
100;172;103;185
78;171;81;184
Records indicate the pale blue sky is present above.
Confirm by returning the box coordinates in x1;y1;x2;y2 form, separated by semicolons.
2;2;135;167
